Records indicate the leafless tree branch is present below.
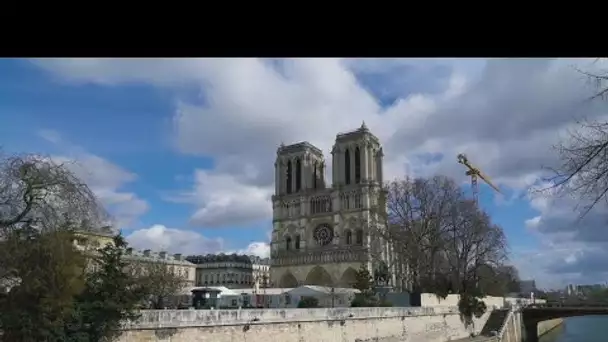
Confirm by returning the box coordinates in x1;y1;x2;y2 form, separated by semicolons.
127;259;189;309
369;175;510;299
0;150;109;235
541;59;608;217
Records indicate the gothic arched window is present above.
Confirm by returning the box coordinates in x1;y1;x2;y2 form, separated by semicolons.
295;235;301;249
346;230;352;245
286;236;292;250
313;162;318;189
355;147;361;184
286;160;293;194
295;158;302;192
356;230;363;245
345;149;351;185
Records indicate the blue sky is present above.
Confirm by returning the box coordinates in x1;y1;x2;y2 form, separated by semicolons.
2;58;606;288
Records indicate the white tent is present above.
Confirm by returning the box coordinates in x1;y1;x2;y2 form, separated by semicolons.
286;285;360;308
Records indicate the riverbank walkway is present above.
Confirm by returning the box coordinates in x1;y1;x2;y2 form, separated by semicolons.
451;336;495;342
377;334;494;342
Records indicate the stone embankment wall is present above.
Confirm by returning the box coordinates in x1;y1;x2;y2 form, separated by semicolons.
475;311;562;342
537;318;563;336
118;307;492;342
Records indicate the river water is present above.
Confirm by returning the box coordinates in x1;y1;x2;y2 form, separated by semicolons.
539;316;608;342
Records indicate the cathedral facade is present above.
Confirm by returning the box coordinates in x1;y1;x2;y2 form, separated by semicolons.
270;123;394;288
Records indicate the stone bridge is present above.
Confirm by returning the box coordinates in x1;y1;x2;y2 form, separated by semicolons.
523;305;608;342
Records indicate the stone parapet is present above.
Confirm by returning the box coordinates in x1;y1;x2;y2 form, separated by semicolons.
122;306;459;329
118;306;493;342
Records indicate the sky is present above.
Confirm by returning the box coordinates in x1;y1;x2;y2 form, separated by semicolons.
1;58;607;289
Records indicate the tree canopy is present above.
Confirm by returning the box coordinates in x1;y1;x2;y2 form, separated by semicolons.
370;175;510;325
0;152;152;342
128;259;189;309
0;151;108;234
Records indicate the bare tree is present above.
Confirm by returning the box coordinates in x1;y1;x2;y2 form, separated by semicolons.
0;151;108;234
128;260;189;309
576;58;608;101
443;200;508;295
548;59;608;216
438;199;508;326
550;120;608;216
0;151;109;296
371;176;461;293
370;174;509;325
475;264;521;297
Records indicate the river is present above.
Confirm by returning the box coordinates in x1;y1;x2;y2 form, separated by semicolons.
539;316;608;342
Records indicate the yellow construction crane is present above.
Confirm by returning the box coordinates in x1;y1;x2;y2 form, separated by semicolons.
457;153;501;204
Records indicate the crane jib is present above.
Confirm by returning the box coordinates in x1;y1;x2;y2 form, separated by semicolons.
457;153;501;203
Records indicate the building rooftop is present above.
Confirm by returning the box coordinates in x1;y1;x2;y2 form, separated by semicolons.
73;228;114;239
185;253;270;265
124;249;194;266
295;285;360;294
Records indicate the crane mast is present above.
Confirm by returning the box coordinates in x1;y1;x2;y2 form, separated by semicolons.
457;153;500;205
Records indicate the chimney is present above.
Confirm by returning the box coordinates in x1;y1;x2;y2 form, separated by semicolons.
159;251;167;259
174;253;182;261
126;248;133;255
143;249;151;257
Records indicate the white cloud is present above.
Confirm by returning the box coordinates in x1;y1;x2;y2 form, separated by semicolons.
232;242;271;258
125;224;270;258
54;153;149;228
33;58;608;286
38;129;62;144
38;130;148;228
125;224;223;255
167;169;273;227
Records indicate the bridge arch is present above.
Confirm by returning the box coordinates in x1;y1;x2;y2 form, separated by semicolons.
523;306;608;342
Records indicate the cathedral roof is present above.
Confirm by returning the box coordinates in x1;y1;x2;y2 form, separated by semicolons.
277;141;323;156
335;122;379;144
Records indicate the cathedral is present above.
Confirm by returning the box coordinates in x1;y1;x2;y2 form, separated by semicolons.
270;122;394;288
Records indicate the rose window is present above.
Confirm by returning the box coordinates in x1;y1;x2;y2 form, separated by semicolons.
314;223;334;246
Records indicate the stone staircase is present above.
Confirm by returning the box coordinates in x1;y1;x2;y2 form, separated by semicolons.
480;309;509;337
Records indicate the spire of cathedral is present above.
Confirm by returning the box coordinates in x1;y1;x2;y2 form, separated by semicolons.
359;121;368;131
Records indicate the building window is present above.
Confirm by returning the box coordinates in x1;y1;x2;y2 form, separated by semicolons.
295;235;301;250
313;162;317;189
356;230;363;245
295;158;302;192
345;149;351;185
285;294;291;305
355;147;361;183
346;230;352;245
286;160;293;194
286;236;292;250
